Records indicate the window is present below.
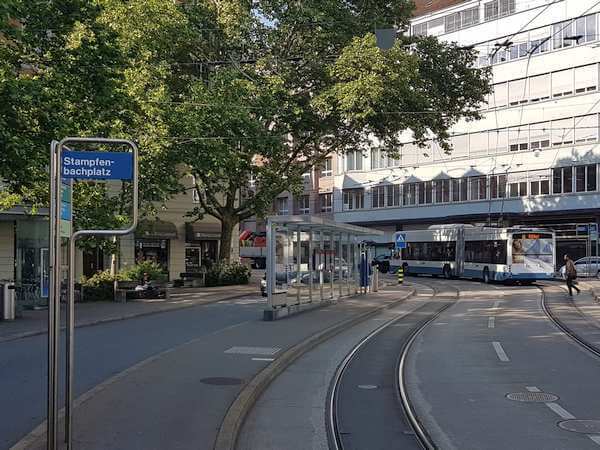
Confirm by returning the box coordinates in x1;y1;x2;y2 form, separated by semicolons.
493;82;508;108
470;176;487;200
372;186;386;208
553;167;573;194
509;181;527;197
469;132;488;156
509;126;528;152
586;14;597;43
435;179;450;203
552;69;573;97
462;7;480;28
529;74;550;102
575;114;598;144
403;183;417;206
490;174;507;198
321;157;332;176
402;241;457;262
346;151;363;171
530;176;550;196
343;189;364;210
465;240;507;264
445;12;461;33
413;22;427;37
418;181;433;204
320;193;332;213
575;164;597;192
370;148;386;169
574;65;598;93
276;197;289;215
530;122;550;150
485;0;515;21
508;79;527;106
444;7;479;33
555;15;597;49
386;185;401;207
451;178;468;202
552;118;574;146
297;195;310;214
489;129;508;154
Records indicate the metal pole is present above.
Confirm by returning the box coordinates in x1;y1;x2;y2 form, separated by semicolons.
266;219;274;309
346;234;351;296
47;141;58;450
296;227;301;305
338;234;343;298
58;137;139;450
329;231;334;299
308;229;313;303
319;230;324;301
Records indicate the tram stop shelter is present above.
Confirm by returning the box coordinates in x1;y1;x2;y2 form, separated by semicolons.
264;215;383;320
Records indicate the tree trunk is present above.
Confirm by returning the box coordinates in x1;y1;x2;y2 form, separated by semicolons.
219;216;237;262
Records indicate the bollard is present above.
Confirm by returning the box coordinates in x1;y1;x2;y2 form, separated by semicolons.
397;266;404;285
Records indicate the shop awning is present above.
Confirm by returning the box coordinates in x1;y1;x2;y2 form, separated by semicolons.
186;222;222;241
136;219;178;239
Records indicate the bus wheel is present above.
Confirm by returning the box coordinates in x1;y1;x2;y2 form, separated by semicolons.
443;265;451;279
483;267;490;284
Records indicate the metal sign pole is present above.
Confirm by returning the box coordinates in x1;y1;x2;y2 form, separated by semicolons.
47;141;59;450
50;137;138;450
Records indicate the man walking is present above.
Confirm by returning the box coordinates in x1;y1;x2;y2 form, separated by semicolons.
564;254;580;296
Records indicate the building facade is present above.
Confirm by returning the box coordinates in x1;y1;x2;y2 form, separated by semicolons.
247;0;600;264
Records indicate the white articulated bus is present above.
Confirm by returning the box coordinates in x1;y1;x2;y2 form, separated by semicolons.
390;225;555;283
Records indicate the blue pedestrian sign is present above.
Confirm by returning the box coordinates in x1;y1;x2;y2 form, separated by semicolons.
395;233;407;249
61;151;133;180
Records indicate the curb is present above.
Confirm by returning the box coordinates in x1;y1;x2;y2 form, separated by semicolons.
213;286;416;450
0;291;256;344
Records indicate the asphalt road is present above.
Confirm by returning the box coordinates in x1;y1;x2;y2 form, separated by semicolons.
407;281;600;449
0;296;265;449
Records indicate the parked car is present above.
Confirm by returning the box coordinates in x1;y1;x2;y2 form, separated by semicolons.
558;256;600;279
371;254;391;273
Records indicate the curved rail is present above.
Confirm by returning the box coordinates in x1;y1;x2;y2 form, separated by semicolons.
539;286;600;360
328;280;458;450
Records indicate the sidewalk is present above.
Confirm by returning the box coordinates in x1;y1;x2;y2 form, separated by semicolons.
0;284;259;343
574;279;600;325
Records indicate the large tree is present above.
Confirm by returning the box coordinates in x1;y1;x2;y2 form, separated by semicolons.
170;0;491;260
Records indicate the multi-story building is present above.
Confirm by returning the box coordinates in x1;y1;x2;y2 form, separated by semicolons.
254;0;600;264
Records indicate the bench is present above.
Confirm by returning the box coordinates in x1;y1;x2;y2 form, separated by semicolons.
115;281;169;303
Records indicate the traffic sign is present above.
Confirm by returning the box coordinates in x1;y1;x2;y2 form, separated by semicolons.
395;233;407;249
60;181;72;238
61;150;133;180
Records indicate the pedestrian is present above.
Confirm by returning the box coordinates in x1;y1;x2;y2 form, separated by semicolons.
564;254;580;296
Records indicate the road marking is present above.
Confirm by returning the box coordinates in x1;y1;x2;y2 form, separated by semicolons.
493;300;501;309
225;346;281;356
492;341;509;361
526;386;541;392
588;435;600;446
546;402;576;420
252;357;275;362
488;317;495;329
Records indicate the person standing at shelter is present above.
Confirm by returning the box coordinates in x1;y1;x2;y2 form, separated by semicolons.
564;254;580;296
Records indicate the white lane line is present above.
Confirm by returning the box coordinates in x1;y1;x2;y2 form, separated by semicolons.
488;316;495;329
526;386;541;392
493;300;501;309
252;357;275;362
492;341;510;362
545;402;576;420
588;435;600;446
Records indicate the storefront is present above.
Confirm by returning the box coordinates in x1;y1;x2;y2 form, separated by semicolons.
185;222;221;272
135;219;178;278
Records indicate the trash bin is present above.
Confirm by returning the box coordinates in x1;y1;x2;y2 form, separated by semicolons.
1;283;16;320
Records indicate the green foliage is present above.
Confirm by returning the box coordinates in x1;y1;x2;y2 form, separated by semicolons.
119;260;167;283
205;261;251;287
80;270;116;302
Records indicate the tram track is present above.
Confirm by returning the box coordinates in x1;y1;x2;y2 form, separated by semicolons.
327;280;459;450
539;285;600;360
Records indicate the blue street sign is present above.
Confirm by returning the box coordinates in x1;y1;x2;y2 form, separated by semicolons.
61;151;133;180
395;233;407;249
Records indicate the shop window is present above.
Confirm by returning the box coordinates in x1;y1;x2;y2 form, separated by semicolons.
185;248;202;273
135;240;169;275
